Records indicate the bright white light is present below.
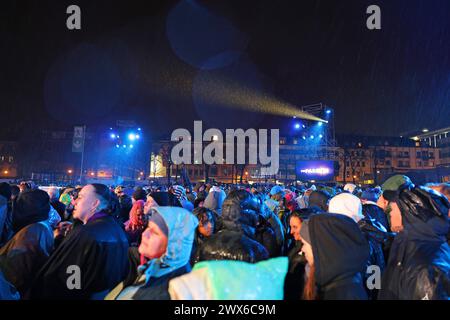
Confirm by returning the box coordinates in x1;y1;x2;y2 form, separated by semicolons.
135;134;140;139
318;122;323;127
123;145;127;148
319;134;323;138
138;128;142;131
326;110;331;114
116;144;120;148
129;144;134;148
110;133;116;139
302;125;306;128
295;124;301;129
128;133;136;141
310;135;314;139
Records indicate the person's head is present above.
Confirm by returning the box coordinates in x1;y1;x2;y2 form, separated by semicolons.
139;207;198;267
308;190;331;212
132;187;147;203
396;186;450;234
193;207;215;237
114;186;124;197
343;183;357;194
328;193;364;223
289;212;304;241
129;200;146;227
19;181;31;193
360;188;380;203
46;186;60;201
13;189;50;232
269;185;285;202
73;184;113;224
139;213;169;259
194;196;205;208
378;175;414;232
0;182;12;201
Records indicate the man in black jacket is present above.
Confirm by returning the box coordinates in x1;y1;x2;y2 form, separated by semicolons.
30;184;129;300
379;186;450;300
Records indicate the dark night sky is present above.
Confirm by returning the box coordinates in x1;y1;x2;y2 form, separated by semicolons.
1;0;450;140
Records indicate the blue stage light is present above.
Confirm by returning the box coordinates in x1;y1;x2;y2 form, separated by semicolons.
128;133;136;141
318;122;323;127
123;145;127;148
129;144;134;148
110;133;116;139
135;134;140;139
138;128;142;131
326;109;331;115
115;144;120;148
295;123;301;129
319;134;323;138
310;135;314;139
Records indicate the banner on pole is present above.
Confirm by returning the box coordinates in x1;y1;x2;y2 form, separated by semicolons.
72;126;85;152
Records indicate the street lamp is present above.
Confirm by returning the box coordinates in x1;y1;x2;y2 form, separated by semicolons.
68;169;73;174
3;170;8;175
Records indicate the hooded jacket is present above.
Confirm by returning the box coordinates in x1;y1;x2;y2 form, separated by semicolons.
203;190;226;215
106;206;198;300
307;213;370;300
0;190;54;298
379;187;450;300
30;212;129;300
195;192;269;263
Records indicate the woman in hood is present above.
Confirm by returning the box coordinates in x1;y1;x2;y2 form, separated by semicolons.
328;192;392;299
379;186;450;300
106;206;198;300
300;213;369;300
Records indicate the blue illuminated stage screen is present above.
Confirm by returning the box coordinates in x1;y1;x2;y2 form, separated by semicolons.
296;160;335;181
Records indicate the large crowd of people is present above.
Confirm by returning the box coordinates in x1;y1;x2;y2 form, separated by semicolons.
0;177;449;300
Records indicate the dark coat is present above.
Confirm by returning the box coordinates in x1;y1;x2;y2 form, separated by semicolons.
0;222;54;297
194;194;270;263
308;213;370;300
126;264;190;300
362;203;390;232
284;240;306;300
379;215;450;300
30;215;129;300
358;217;394;299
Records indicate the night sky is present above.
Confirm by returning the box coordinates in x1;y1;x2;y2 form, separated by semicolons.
1;0;450;140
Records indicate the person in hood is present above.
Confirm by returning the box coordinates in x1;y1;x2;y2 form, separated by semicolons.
0;189;54;298
105;206;198;300
194;190;270;263
379;186;450;300
203;189;226;216
30;184;129;300
328;192;392;299
361;188;390;232
300;213;370;300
